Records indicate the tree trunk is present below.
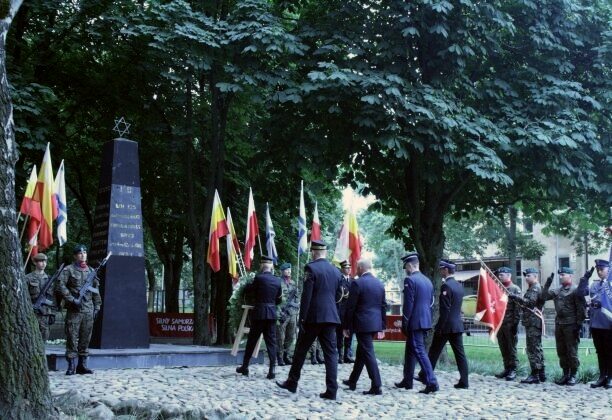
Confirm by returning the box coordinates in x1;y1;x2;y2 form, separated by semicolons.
0;3;53;417
508;205;518;285
145;257;156;311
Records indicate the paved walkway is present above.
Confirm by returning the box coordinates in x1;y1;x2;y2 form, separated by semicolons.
50;363;612;419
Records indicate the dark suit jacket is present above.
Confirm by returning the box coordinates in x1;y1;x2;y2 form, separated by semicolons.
246;271;282;320
343;272;387;333
300;258;342;324
402;271;434;331
436;277;464;334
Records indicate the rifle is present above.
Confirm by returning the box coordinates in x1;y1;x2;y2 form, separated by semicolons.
32;263;66;314
73;252;112;306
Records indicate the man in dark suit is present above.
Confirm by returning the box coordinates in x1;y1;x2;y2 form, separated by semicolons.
342;258;387;395
418;259;469;388
236;256;282;380
395;252;439;394
277;240;342;400
337;260;352;364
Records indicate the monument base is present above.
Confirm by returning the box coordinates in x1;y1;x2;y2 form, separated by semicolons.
45;344;263;371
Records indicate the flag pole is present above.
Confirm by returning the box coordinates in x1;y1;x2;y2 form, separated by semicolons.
23;224;42;270
19;213;30;242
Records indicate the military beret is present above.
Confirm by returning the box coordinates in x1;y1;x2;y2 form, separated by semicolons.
523;268;538;276
73;244;88;254
261;255;275;264
497;266;512;274
594;259;610;268
558;267;574;274
32;253;47;262
310;240;327;250
340;260;351;268
279;262;292;271
439;259;456;270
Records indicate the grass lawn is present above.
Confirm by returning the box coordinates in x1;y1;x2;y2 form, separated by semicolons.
373;335;599;383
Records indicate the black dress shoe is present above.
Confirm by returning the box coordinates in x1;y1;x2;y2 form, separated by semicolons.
505;370;517;381
338;357;344;364
418;384;439;394
236;366;249;376
363;388;382;395
590;376;606;388
319;391;336;400
276;380;297;393
342;379;356;391
454;382;469;389
394;379;412;389
495;369;509;379
343;356;355;363
414;373;426;383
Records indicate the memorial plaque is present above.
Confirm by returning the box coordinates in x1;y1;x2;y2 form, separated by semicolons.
90;138;149;349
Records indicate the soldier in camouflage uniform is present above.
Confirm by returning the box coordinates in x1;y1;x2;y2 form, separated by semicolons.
276;263;300;366
495;267;521;381
26;253;56;343
56;244;102;375
336;260;352;364
510;268;546;384
542;267;586;386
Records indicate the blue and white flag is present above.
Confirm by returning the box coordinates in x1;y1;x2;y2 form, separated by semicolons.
54;159;67;246
265;203;278;263
297;181;308;255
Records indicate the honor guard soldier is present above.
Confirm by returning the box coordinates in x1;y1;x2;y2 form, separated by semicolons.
236;255;282;379
337;260;352;364
542;267;587;386
510;268;546;384
342;258;386;395
495;267;521;381
277;240;343;400
395;252;439;394
57;245;101;375
276;262;299;366
26;253;56;343
418;259;469;389
577;259;611;389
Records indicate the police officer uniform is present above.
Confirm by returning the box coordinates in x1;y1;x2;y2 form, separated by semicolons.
277;240;342;400
395;253;438;394
26;253;56;342
336;260;352;363
512;268;546;384
342;270;387;395
56;244;101;375
236;256;282;379
420;260;469;388
495;267;521;381
542;267;586;386
276;262;299;366
577;259;611;389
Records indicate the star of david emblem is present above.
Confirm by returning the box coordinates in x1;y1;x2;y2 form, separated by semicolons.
113;117;131;137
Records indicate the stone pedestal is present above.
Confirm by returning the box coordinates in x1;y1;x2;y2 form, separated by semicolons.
89;138;149;349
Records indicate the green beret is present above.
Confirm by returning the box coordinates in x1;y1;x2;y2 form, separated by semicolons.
279;263;292;271
73;244;88;254
558;267;574;274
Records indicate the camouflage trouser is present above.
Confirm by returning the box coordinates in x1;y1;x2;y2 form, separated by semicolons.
555;324;580;370
276;313;297;357
497;323;518;370
309;338;322;357
65;311;94;358
525;326;544;371
36;313;50;342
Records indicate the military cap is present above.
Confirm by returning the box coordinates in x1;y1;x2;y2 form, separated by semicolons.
340;260;351;268
261;255;275;264
32;253;48;262
402;252;419;266
73;244;88;254
594;259;610;268
310;240;327;251
558;267;574;275
439;259;456;270
279;262;292;271
522;268;538;276
497;266;512;274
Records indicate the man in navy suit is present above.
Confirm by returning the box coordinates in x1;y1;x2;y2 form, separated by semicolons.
418;259;469;388
277;240;342;400
395;252;439;394
236;256;282;380
342;258;387;395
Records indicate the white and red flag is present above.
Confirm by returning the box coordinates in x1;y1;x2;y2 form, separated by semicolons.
243;187;259;270
474;267;508;342
311;201;321;241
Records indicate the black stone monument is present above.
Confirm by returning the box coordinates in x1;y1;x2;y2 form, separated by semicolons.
89;138;149;349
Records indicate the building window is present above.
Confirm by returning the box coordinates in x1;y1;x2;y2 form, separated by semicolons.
559;257;570;269
523;218;533;234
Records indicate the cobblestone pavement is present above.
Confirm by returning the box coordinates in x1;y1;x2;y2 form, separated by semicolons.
50;362;612;419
